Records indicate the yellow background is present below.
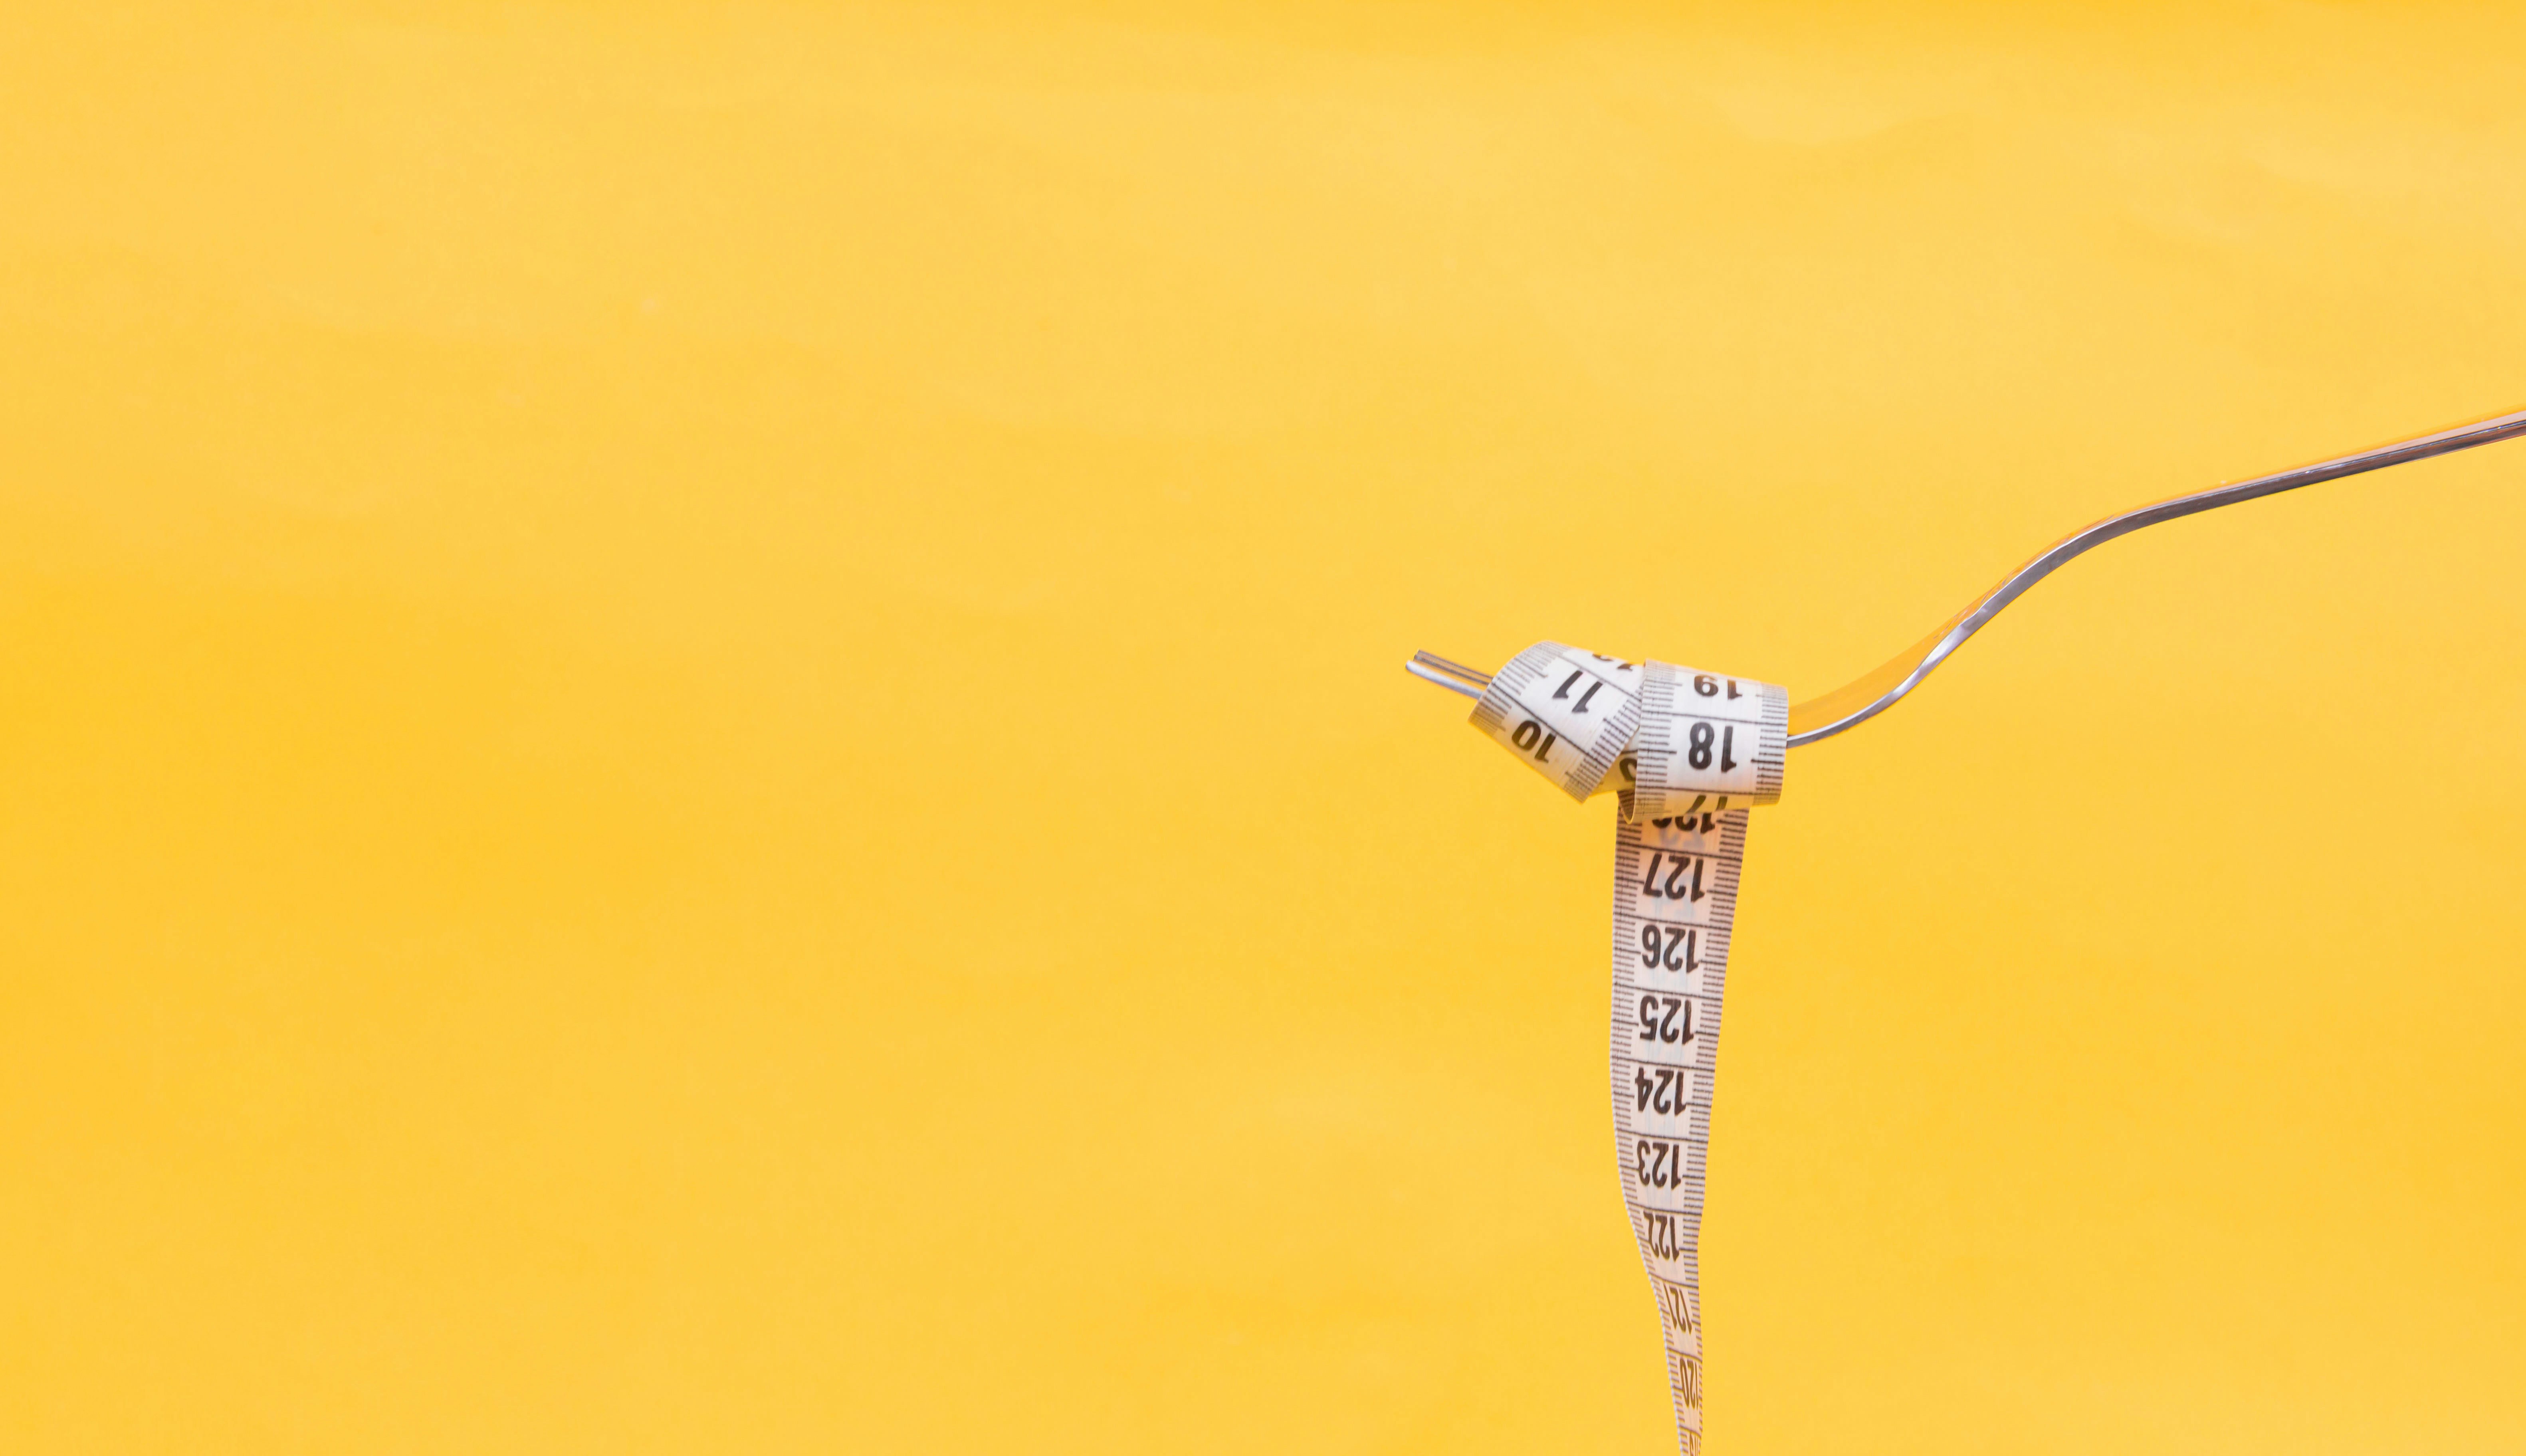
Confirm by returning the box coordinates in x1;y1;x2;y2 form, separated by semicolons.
5;3;2523;1452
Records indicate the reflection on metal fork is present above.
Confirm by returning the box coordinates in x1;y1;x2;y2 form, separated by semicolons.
1406;652;1490;700
1409;404;2526;747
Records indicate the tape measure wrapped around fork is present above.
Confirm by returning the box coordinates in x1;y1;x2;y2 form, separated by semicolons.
1469;642;1788;1456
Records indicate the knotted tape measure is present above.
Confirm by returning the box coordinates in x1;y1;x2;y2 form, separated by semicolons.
1469;643;1788;1456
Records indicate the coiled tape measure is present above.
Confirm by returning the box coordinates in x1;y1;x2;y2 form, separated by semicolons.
1470;643;1786;1456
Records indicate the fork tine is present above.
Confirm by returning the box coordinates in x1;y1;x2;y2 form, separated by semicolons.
1410;651;1493;688
1406;658;1487;699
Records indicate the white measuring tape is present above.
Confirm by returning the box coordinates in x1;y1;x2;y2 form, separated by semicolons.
1470;643;1788;1455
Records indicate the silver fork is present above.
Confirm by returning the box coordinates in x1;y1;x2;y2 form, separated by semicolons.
1408;405;2526;747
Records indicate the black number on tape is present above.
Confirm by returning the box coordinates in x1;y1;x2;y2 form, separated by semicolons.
1639;852;1706;902
1642;1209;1683;1261
1634;1064;1692;1115
1674;1357;1702;1409
1638;924;1699;972
1635;1136;1688;1190
1637;994;1694;1045
1655;1279;1696;1335
1552;669;1606;714
1685;722;1739;774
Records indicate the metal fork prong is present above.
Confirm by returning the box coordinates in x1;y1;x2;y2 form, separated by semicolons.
1409;651;1494;688
1406;658;1487;699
